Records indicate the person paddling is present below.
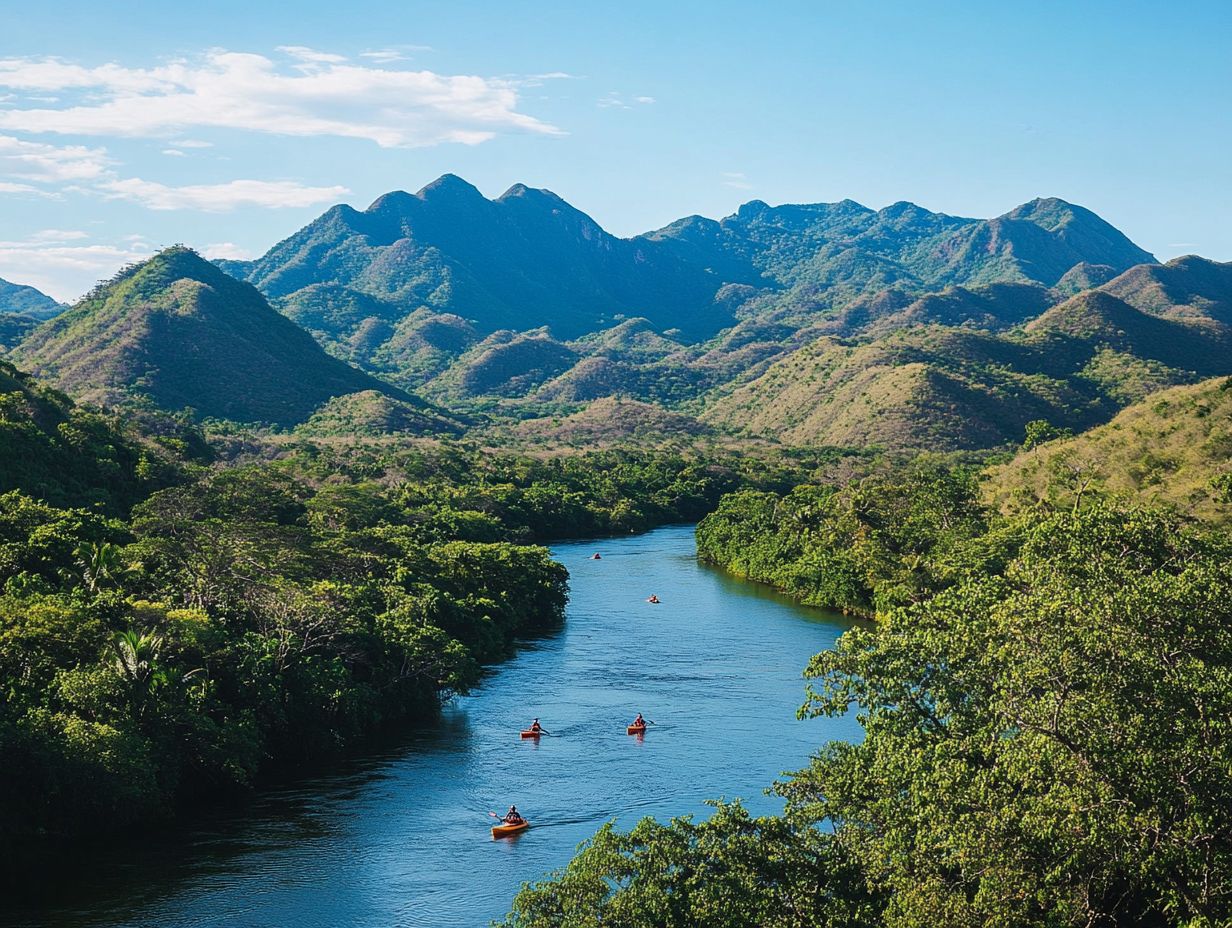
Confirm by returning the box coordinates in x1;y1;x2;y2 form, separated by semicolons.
647;594;660;604
592;552;602;560
503;805;525;825
530;718;542;734
632;713;645;728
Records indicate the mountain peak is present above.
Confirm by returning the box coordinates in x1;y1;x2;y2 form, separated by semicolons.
416;173;484;201
497;182;567;205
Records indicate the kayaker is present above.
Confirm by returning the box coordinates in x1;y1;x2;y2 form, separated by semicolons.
632;713;645;728
504;805;525;825
647;594;660;604
592;552;601;560
530;718;542;733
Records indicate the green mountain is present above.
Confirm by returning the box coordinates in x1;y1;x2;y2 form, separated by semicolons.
701;257;1232;450
985;375;1232;524
0;277;62;319
220;179;1156;400
13;247;449;428
229;174;732;347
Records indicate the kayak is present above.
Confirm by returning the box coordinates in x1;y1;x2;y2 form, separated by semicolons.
627;724;647;735
520;730;542;739
492;820;530;838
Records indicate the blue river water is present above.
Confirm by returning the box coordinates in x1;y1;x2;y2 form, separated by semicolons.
6;524;861;928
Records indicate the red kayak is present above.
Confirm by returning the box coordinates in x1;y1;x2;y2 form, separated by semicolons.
520;729;541;739
627;724;647;735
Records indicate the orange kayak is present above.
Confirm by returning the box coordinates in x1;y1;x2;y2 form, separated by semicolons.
627;724;647;735
492;820;530;838
520;730;541;739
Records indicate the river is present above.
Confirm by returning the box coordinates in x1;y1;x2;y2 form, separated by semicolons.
6;524;861;928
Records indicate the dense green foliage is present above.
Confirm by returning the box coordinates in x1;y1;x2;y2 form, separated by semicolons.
0;360;191;511
696;461;991;616
0;464;568;861
507;473;1232;926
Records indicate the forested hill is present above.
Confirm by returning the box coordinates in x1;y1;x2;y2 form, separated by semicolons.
12;246;456;429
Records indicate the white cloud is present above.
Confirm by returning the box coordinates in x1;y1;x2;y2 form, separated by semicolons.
276;46;348;65
0;50;561;148
598;91;655;109
170;138;213;148
202;241;257;260
161;148;185;156
360;45;434;63
0;134;111;183
99;177;350;211
0;181;51;196
722;171;753;190
30;229;89;242
0;234;153;301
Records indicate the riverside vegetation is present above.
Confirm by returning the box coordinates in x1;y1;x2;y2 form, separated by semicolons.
505;477;1232;926
0;364;795;873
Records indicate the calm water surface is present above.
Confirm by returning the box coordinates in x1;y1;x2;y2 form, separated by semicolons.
7;524;861;928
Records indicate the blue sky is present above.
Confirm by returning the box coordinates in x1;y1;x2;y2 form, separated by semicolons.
0;0;1228;299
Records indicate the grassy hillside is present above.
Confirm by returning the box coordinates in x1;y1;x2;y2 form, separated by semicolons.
13;247;444;428
984;376;1232;523
509;397;713;447
702;261;1232;451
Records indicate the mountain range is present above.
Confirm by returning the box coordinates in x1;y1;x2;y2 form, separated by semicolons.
5;176;1230;451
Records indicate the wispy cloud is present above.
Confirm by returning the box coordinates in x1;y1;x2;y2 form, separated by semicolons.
359;45;433;63
721;171;753;190
99;177;350;211
0;180;53;196
202;241;258;260
0;50;562;148
597;91;655;110
0;130;346;213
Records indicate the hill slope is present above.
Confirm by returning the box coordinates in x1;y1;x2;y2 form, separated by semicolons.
0;360;186;510
14;247;446;427
0;277;62;318
985;376;1232;523
702;261;1232;451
